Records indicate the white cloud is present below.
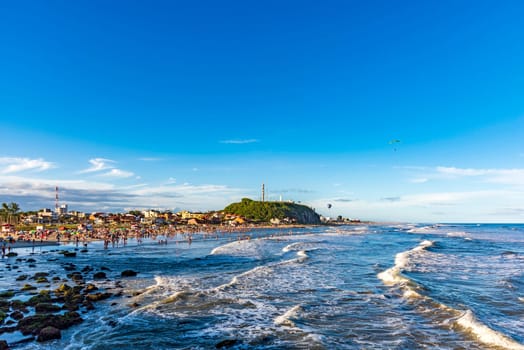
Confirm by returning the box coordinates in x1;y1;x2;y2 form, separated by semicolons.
0;157;54;174
101;169;135;178
410;178;428;183
436;166;524;186
79;158;115;173
220;139;259;144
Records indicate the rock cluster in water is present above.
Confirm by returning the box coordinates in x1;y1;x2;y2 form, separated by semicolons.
0;249;138;348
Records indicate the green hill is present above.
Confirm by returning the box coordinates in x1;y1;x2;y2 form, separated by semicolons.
223;198;321;225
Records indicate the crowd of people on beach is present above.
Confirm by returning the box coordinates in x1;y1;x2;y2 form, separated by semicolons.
0;223;290;255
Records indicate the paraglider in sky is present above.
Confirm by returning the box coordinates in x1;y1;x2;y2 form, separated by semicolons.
389;139;401;151
327;203;332;209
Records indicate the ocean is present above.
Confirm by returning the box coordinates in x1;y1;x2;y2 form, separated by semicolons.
1;224;523;349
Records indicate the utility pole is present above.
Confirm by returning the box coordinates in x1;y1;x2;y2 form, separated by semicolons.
261;183;265;202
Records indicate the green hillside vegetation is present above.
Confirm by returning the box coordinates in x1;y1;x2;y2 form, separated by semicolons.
223;198;321;224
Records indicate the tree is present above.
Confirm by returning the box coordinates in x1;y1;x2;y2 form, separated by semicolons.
1;202;21;225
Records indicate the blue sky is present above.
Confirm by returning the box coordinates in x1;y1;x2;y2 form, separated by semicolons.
1;0;523;222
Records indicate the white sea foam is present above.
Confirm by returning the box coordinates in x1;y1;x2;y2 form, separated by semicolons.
456;310;524;350
274;304;303;327
377;240;434;286
446;231;468;237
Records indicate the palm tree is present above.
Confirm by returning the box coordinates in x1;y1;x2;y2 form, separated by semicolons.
1;202;21;225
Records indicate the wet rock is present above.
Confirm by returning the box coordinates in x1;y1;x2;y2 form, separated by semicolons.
84;284;98;293
6;252;17;257
18;311;83;335
121;270;137;277
63;252;76;258
81;266;92;273
32;272;49;280
27;258;36;263
128;302;140;308
54;283;72;296
52;276;61;282
26;290;52;306
80;249;88;253
85;292;112;302
37;326;61;342
35;303;61;314
0;291;14;299
35;277;49;284
0;340;8;350
0;311;6;324
93;272;106;279
82;300;95;310
63;263;76;271
100;266;111;271
21;284;37;291
10;310;24;321
10;300;28;312
215;339;239;348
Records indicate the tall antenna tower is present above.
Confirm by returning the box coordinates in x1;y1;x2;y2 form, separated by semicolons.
55;186;59;213
261;183;265;202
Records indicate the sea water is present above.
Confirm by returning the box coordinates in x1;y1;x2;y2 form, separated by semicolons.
2;224;523;349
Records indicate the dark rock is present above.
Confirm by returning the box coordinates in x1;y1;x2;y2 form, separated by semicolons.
84;284;98;293
0;311;6;324
81;266;92;273
128;302;140;308
28;264;36;268
82;300;95;310
0;291;14;298
35;303;61;314
27;258;36;263
63;252;76;258
0;339;8;350
21;284;37;291
6;252;17;257
35;277;49;284
18;311;83;335
93;272;106;279
37;326;61;342
52;276;61;282
54;284;72;295
26;290;52;306
63;263;76;271
215;339;239;348
100;266;111;271
10;310;24;321
10;300;28;312
121;270;137;277
80;249;88;253
32;272;49;280
85;292;112;302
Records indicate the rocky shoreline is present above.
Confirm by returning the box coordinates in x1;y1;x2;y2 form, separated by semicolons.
0;248;135;349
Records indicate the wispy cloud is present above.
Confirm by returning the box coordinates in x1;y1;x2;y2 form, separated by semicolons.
101;169;135;178
410;178;428;183
0;157;55;174
79;158;115;173
220;139;259;144
436;166;524;186
382;196;401;202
